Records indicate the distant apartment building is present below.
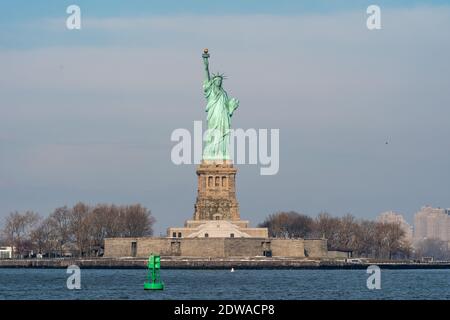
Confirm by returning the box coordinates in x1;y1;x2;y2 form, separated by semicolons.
377;211;413;244
414;206;450;242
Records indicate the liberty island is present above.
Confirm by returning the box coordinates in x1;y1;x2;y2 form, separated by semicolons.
104;50;328;258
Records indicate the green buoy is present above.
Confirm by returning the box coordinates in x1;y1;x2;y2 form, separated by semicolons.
144;254;164;290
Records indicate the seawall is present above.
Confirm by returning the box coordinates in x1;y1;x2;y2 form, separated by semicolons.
0;258;449;269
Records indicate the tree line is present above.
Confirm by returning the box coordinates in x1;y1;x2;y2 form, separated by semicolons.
258;211;412;259
2;206;448;260
0;203;155;258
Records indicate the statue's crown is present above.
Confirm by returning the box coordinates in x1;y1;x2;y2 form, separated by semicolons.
212;72;226;80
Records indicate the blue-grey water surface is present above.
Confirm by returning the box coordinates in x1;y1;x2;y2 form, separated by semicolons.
0;268;449;300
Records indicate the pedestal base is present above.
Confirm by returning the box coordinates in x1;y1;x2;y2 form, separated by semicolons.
194;161;240;221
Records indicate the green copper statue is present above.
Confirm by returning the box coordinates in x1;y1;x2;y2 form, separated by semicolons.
202;49;239;161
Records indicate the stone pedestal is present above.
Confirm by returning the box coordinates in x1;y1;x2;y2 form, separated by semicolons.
193;161;240;221
166;160;268;239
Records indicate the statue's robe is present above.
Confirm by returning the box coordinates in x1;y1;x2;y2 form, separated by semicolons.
203;79;239;160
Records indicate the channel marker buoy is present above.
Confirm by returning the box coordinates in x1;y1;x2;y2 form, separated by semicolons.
144;254;164;290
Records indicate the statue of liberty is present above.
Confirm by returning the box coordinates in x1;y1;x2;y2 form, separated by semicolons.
202;49;239;161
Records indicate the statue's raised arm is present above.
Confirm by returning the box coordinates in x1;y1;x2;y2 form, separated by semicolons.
202;48;211;82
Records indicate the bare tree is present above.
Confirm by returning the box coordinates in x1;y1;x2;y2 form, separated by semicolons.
258;211;314;238
374;222;406;259
120;204;155;237
354;220;378;257
88;204;122;248
2;211;41;258
70;202;91;257
31;217;56;255
334;214;359;251
47;206;72;256
313;212;341;249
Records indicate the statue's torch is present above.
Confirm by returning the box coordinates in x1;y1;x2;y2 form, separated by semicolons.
202;48;210;59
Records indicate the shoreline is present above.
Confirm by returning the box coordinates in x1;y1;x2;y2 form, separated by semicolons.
0;258;449;269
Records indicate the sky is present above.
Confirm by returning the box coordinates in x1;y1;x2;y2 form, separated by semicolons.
1;1;449;234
